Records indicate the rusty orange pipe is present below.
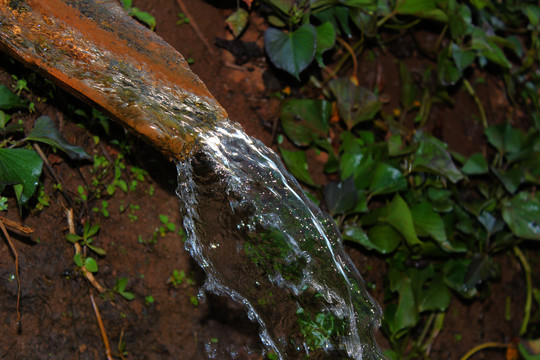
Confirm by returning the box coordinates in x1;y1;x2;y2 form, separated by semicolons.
0;0;228;159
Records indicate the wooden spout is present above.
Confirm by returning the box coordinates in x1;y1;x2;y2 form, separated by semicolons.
0;0;228;159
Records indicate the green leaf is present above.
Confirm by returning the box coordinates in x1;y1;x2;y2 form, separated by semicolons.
418;276;451;312
491;166;524;194
315;22;336;67
471;29;511;69
0;85;27;110
485;123;524;156
87;244;107;256
66;233;82;243
438;47;461;85
84;257;98;273
27;116;92;160
0;148;43;206
264;24;317;80
314;6;351;37
461;153;488;175
267;0;295;14
394;0;448;22
443;258;477;298
73;253;83;267
411;202;447;242
329;77;381;129
226;8;249;38
412;135;464;183
323;178;357;215
388;268;419;336
464;253;499;292
131;9;156;30
501;192;540;240
359;224;401;254
451;44;475;74
383;194;422;248
280;99;331;147
369;162;407;195
279;147;316;187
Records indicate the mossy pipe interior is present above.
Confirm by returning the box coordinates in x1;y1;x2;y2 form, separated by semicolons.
0;0;228;160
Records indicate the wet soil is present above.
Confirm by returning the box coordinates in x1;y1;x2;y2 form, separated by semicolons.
0;1;538;359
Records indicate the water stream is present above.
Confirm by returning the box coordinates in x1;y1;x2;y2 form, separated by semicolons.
176;119;383;359
0;1;385;358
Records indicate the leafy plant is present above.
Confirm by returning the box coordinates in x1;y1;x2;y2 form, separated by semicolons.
121;0;156;30
114;277;135;301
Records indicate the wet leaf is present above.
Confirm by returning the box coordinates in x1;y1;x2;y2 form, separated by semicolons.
280;99;331;147
279;147;316;187
264;24;317;80
323;177;357;215
501;192;540;240
365;224;401;254
226;8;249;38
412;135;464;183
340;151;375;190
383;194;422;248
0;148;43;206
369;162;407;195
462;153;488;175
0;85;27;110
27;116;92;160
315;22;336;67
388;268;419;335
464;253;499;292
329;77;381;129
444;258;477;298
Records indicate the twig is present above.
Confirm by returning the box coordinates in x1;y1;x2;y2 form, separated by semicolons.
463;78;488;129
0;219;21;328
0;216;34;234
514;245;532;336
66;209;105;293
90;294;114;360
460;342;510;360
175;0;216;58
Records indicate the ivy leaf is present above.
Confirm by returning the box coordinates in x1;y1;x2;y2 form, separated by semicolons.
464;253;499;292
0;148;43;206
443;258;477;298
485;123;524;157
323;178;357;215
387;268;419;336
461;153;488;175
411;202;447;243
382;194;422;248
501;192;540;240
471;29;511;69
418;276;451;312
0;85;27;110
279;147;316;187
27;116;92;160
329;77;381;129
264;23;317;80
280;99;331;147
451;44;475;74
491;166;524;194
412;134;464;183
315;22;336;67
226;8;249;38
363;224;401;254
369;162;407;196
394;0;448;22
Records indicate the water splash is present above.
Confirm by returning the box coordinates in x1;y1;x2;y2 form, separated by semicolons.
176;120;384;359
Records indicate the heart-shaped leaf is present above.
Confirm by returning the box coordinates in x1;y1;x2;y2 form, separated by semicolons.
280;99;331;147
264;23;317;80
501;192;540;240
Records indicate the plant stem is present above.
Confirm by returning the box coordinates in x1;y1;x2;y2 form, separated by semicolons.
460;342;509;360
463;79;488;129
514;245;532;336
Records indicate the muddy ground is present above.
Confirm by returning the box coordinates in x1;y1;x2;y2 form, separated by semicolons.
0;1;538;359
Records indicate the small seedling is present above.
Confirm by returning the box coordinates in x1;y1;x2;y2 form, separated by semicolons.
167;269;185;287
144;295;155;306
66;222;105;256
92;200;110;217
114;277;135;301
176;12;189;26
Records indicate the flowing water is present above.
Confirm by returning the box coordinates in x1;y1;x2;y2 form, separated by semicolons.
176;120;384;359
0;2;384;358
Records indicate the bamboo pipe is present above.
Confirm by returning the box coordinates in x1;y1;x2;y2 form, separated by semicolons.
0;0;228;160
